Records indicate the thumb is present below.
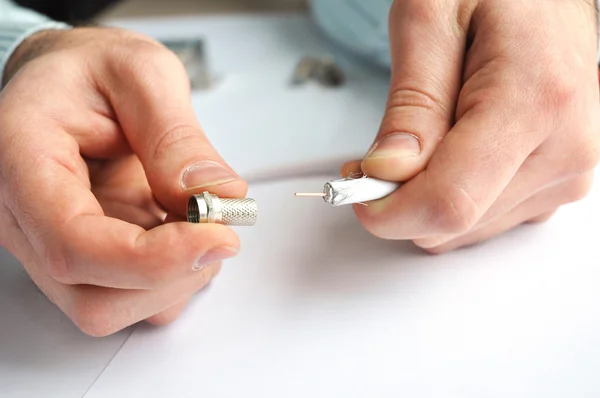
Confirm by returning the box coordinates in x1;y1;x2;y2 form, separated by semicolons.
100;41;247;216
360;0;470;181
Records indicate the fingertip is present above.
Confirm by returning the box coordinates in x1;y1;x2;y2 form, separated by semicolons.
350;172;446;240
351;195;398;239
360;156;423;181
187;222;241;251
183;178;249;201
526;210;557;224
179;159;248;196
141;221;241;270
163;164;249;218
340;160;362;176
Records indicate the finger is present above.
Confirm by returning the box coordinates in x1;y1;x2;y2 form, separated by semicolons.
415;173;593;252
69;107;131;159
63;262;222;337
145;297;191;326
2;137;239;289
57;211;239;289
91;156;167;228
526;210;557;224
452;120;600;228
99;200;165;230
164;212;186;224
0;53;132;160
340;159;362;177
355;81;550;240
360;0;472;181
418;206;558;255
146;258;224;326
98;41;247;216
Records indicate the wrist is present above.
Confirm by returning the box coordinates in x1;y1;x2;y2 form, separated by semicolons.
2;28;70;87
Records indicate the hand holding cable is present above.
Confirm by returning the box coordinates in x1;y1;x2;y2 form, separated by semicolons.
343;0;600;253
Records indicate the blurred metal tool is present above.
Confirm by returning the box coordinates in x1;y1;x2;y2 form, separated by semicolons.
291;56;346;87
291;57;320;85
162;38;213;90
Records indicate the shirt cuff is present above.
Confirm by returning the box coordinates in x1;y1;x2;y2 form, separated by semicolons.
0;20;71;84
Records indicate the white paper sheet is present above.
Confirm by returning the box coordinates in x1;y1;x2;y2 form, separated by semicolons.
105;13;390;181
85;175;600;397
0;249;131;398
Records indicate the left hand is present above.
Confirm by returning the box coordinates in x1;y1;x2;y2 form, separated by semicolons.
344;0;600;253
0;27;246;336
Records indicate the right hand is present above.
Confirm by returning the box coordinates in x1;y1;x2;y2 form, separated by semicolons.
0;27;247;336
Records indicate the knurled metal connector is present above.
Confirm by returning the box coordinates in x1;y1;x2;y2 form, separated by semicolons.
187;192;258;226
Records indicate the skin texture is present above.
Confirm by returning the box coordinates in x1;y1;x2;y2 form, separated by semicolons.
344;0;600;253
0;0;599;336
0;28;248;336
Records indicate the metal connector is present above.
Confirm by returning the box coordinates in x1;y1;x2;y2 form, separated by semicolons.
187;192;258;226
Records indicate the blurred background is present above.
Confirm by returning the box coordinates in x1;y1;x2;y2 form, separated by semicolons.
99;0;308;19
14;0;308;24
11;0;392;68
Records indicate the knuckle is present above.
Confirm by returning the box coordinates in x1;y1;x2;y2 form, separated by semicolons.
427;185;480;234
421;245;446;255
44;247;75;284
572;135;600;173
150;123;199;161
563;173;594;203
109;36;184;86
45;256;68;283
557;126;600;176
413;235;446;251
394;0;439;25
380;86;448;139
386;86;446;118
141;263;172;288
209;262;223;278
540;73;578;112
353;209;397;240
455;84;500;119
526;210;556;224
69;296;118;337
197;264;217;285
133;235;180;288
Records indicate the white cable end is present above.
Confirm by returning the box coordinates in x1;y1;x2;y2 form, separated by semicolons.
324;176;400;206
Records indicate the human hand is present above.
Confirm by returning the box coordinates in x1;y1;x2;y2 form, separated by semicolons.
344;0;600;253
0;27;247;336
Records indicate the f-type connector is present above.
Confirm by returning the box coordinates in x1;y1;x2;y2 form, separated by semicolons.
187;192;258;226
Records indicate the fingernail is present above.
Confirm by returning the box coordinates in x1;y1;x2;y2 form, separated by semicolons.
366;133;421;159
180;160;238;191
192;246;239;271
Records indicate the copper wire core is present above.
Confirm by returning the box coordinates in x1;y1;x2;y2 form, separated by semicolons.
294;193;326;197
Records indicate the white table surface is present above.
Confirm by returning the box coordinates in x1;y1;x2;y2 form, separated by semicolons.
0;249;132;398
2;11;599;398
86;175;600;398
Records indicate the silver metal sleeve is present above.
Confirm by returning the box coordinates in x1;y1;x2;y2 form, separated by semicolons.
187;192;258;226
